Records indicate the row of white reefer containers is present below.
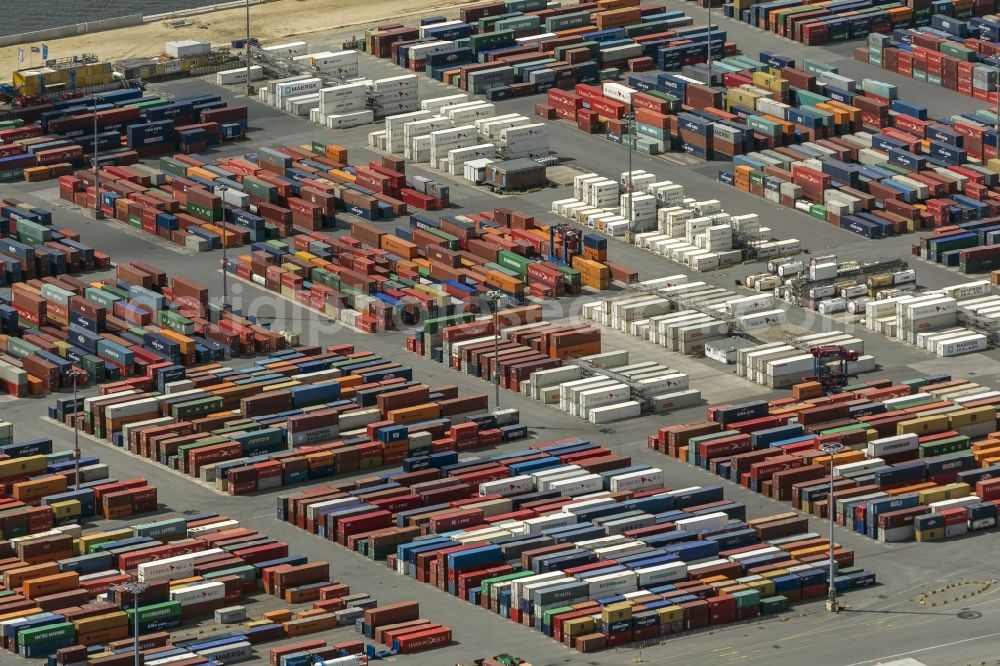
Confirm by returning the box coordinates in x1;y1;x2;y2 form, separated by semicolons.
858;281;993;357
373;101;551;173
734;331;875;388
551;170;800;269
578;278;786;356
520;349;701;422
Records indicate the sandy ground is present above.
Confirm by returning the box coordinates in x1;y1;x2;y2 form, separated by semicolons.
1;0;475;81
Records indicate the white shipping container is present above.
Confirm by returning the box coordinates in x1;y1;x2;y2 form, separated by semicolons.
326;110;375;129
170;581;226;605
520;512;577;535
549;474;604;497
479;475;535;497
650;389;702;413
608;468;664;492
216;66;264;85
106;397;160;420
635;562;688;586
867;433;918;458
938;334;988;357
372;74;418;93
137;548;223;582
675;511;729;534
585;571;638;598
262;41;307;57
588;401;641;424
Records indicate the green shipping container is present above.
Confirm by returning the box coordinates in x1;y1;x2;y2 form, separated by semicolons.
212;421;262;437
760;595;789;614
481;571;535;599
158;157;189;178
171;396;224;419
186;201;222;223
244;176;277;200
730;589;761;608
423;312;474;334
158;309;195;335
19;622;75;647
101;284;130;300
132;516;187;540
497;250;531;277
918;435;971;458
506;0;546;11
795;90;829;107
802;57;837;75
546;11;591;32
469;30;515;54
128;600;182;624
495;16;540;33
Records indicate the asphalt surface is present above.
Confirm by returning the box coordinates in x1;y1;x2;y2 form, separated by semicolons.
4;10;1000;666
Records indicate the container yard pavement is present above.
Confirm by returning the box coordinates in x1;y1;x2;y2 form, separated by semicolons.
4;48;1000;666
1;227;999;666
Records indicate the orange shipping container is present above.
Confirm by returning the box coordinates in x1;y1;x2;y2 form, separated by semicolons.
387;402;442;425
23;571;80;598
283;613;339;636
6;563;61;591
325;144;348;163
77;625;130;646
381;235;418;260
73;611;128;634
13;476;68;502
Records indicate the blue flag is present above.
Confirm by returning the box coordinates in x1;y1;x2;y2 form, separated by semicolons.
42;44;48;59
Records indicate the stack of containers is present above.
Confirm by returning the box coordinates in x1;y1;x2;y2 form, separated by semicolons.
578;276;789;357
59;140;440;250
863;280;991;357
276;438;877;653
365;1;735;102
0;88;248;182
0;435;158;524
49;342;528;495
768;253;991;356
1;260;283;397
0;510;369;659
0;201;109;287
860;20;1000;106
408;306;628;417
730;330;874;389
356;601;454;654
524;349;702;420
552;171;800;268
228;205;626;335
651;377;1000;543
725;0;917;46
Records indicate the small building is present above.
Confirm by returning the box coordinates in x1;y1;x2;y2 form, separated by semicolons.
485;158;547;191
705;337;757;365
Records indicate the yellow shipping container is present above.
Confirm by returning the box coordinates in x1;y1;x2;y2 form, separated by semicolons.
601;601;632;623
49;500;81;521
746;579;776;597
186;166;219;182
0;454;49;480
917;483;970;505
263;380;301;392
948;406;996;429
897;414;950;436
563;617;596;637
655;605;684;624
76;528;133;556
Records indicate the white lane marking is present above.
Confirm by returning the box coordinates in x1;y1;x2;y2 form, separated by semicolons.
842;631;1000;666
